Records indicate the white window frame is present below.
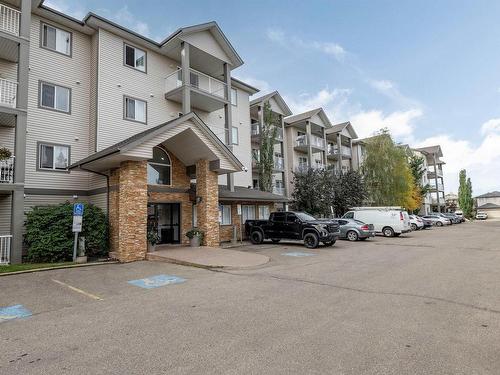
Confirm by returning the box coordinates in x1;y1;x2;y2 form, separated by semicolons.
124;43;146;72
38;142;70;171
41;22;72;56
258;205;270;220
231;126;239;145
231;88;237;106
219;204;232;225
39;81;71;113
124;96;147;123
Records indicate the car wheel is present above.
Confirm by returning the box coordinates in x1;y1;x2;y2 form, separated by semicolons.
346;230;358;241
323;240;336;246
250;231;264;244
436;221;443;227
410;223;417;231
382;227;395;237
271;239;281;243
303;233;319;249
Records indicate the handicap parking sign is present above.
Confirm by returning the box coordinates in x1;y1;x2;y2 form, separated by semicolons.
73;203;84;216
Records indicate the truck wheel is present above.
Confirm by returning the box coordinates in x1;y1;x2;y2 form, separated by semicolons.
304;233;319;249
250;231;263;244
271;239;281;243
382;227;394;237
346;230;358;241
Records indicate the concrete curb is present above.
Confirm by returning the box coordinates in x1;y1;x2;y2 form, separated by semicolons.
0;261;120;277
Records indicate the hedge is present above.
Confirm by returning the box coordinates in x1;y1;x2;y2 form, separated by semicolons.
25;202;108;262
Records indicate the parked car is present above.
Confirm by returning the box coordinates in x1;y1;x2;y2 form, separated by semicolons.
419;216;434;229
342;207;411;237
454;210;465;222
245;211;341;249
422;214;451;226
441;212;462;224
476;212;488;220
331;218;375;241
408;214;424;231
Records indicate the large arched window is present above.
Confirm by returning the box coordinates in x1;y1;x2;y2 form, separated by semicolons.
147;147;171;185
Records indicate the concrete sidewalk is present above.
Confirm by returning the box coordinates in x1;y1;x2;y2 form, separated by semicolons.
146;245;270;269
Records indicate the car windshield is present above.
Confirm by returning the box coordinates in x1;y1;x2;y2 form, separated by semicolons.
296;212;317;221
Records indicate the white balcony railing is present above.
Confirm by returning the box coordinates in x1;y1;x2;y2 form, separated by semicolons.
251;123;260;136
273;186;285;195
341;145;352;156
0;3;21;36
0;235;11;264
0;156;14;183
164;68;227;99
297;134;324;148
274;156;284;170
0;79;18;107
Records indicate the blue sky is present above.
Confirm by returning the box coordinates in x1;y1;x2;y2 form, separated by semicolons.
46;0;500;194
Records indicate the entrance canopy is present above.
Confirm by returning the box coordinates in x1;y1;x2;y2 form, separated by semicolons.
69;112;244;174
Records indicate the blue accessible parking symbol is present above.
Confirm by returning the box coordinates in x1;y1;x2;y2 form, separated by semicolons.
282;252;315;257
128;274;186;289
0;304;32;323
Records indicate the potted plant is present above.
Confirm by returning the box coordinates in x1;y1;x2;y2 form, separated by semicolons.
186;228;204;247
0;147;12;161
147;229;160;252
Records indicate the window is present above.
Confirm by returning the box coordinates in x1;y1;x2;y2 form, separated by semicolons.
38;143;70;171
286;213;298;223
39;82;70;113
41;23;71;56
124;44;146;72
258;205;270;220
231;88;237;106
252;149;260;162
124;96;147;123
252;179;259;189
231;127;239;145
343;211;354;219
241;205;255;224
219;205;231;225
147;147;171;185
271;212;285;222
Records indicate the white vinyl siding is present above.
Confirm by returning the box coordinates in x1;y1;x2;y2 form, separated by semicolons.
38;143;70;171
124;44;146;72
41;23;71;55
258;205;270;220
124;96;146;123
219;205;231;225
39;82;70;113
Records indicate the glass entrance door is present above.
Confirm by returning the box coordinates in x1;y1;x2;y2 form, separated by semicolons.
147;203;181;244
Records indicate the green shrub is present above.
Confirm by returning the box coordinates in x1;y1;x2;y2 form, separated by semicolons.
25;202;108;262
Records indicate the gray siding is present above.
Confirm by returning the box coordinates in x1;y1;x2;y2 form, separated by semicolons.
0;195;12;235
89;192;107;213
89;33;98;154
0;126;15;150
0;60;18;81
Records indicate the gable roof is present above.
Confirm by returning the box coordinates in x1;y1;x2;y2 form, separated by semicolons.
327;121;358;138
284;108;332;128
415;145;443;158
69;112;243;171
476;191;500;199
250;91;292;116
477;203;500;209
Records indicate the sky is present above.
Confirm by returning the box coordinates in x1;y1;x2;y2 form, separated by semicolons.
45;0;500;195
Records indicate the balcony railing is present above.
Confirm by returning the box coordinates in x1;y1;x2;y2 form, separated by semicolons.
428;169;443;178
272;186;285;195
296;164;309;173
0;156;14;183
312;163;325;170
274;156;284;170
0;4;20;36
295;135;325;149
251;123;260;136
0;79;17;107
164;68;227;99
0;235;11;264
328;145;352;157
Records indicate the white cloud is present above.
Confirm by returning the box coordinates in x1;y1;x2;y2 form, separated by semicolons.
112;5;152;38
284;88;352;120
44;0;86;19
234;76;272;96
266;28;286;43
350;108;423;139
480;118;500;135
368;79;421;108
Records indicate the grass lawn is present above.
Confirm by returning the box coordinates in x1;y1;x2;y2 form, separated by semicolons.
0;262;75;274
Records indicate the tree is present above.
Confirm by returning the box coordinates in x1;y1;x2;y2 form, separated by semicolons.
408;152;430;213
458;169;474;218
256;102;279;192
291;168;327;217
361;129;414;208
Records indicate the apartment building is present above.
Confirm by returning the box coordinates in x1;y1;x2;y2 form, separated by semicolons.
325;121;358;173
412;148;432;215
414;145;446;213
0;0;286;264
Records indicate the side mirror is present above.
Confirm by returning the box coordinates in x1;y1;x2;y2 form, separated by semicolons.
295;218;301;224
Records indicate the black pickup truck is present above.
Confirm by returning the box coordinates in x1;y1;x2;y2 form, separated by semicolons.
245;211;340;248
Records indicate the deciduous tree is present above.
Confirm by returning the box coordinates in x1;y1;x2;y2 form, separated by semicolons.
256;102;279;192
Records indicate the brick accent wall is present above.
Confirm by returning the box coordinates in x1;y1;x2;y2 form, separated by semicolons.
109;160;148;262
196;159;219;246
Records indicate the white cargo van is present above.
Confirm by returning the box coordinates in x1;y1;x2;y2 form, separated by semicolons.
342;207;411;237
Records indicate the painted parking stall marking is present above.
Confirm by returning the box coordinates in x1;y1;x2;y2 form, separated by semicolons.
282;252;315;257
128;274;186;289
0;304;32;323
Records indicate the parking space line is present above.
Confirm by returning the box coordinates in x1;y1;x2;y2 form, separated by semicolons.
51;279;103;301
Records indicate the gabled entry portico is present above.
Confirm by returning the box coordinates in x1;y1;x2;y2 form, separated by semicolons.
70;113;244;262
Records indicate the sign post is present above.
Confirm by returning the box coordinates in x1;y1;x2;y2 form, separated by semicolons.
237;204;243;245
72;203;84;262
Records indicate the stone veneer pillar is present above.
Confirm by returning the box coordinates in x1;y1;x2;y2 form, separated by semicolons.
196;159;219;247
109;160;148;262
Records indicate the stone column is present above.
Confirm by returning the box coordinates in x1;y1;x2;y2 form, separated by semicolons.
196;159;219;247
109;161;148;262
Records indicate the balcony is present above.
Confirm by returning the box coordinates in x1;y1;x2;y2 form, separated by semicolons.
327;144;352;159
312;163;325;170
0;4;20;37
251;124;283;143
427;169;443;178
0;235;11;264
429;183;445;192
0;156;14;183
295;134;325;152
273;156;284;171
0;79;17;108
272;186;285;195
164;68;228;112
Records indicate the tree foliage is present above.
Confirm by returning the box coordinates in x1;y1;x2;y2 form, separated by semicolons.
256;102;279;192
291;167;367;217
361;129;414;208
458;169;474;218
407;152;430;213
25;202;108;262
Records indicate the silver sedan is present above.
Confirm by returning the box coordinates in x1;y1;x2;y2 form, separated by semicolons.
332;218;376;241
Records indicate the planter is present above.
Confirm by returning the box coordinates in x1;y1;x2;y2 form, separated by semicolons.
148;243;156;252
189;236;201;247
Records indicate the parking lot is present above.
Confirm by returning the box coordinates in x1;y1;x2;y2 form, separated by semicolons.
1;221;500;374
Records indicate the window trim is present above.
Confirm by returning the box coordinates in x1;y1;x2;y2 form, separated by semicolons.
231;87;238;106
36;141;71;173
147;146;172;187
38;80;72;114
123;95;148;124
258;205;270;220
39;21;73;57
231;126;239;145
123;42;147;73
219;204;232;226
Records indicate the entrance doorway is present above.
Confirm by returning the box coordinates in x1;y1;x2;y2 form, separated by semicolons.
147;203;181;244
